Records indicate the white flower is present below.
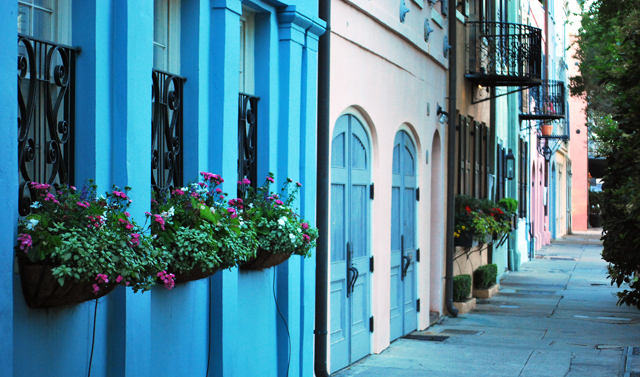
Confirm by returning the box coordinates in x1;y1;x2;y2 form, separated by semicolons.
248;203;254;208
161;206;175;218
182;187;188;192
297;228;302;233
289;234;296;243
210;207;216;214
100;194;106;200
30;201;41;209
26;218;39;230
278;218;286;227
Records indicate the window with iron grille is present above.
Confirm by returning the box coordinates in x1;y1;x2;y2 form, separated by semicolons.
152;0;184;194
17;0;74;216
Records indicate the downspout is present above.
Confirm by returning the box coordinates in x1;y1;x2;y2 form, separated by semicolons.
445;0;459;318
315;0;330;375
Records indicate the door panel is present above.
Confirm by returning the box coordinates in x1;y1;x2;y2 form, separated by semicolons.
390;131;417;341
330;115;371;372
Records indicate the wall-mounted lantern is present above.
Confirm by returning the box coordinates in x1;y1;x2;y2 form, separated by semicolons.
437;104;448;124
506;149;515;180
543;144;552;162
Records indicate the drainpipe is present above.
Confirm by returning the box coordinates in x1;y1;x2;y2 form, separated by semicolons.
445;0;459;318
315;0;330;375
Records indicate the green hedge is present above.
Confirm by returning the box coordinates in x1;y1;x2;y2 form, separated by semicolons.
453;274;471;302
474;264;497;290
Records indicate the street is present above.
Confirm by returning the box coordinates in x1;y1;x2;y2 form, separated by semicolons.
334;230;640;377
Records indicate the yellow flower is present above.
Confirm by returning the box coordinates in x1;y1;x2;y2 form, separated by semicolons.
461;226;466;230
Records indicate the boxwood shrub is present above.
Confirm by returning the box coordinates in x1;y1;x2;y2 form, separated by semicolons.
474;264;498;290
453;274;471;302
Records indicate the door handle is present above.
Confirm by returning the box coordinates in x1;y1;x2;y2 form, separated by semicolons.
348;266;359;296
400;235;405;281
402;255;411;279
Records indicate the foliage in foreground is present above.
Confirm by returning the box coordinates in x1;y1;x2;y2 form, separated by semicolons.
571;0;640;308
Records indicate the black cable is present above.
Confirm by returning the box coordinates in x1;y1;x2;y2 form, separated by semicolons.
206;277;212;377
273;267;291;377
87;299;98;377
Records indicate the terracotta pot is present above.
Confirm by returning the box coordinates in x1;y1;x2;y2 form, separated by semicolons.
18;255;117;309
241;249;292;270
540;124;553;136
169;266;219;285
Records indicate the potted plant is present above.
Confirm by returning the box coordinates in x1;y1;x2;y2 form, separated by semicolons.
147;172;258;285
452;274;475;314
455;196;511;246
239;173;319;270
540;123;553;136
473;263;499;298
16;181;167;309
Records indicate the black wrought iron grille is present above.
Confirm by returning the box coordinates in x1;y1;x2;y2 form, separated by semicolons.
466;21;542;86
238;92;259;196
152;69;185;193
18;35;75;216
521;80;565;120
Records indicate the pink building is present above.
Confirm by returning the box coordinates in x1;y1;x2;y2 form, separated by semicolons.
568;35;589;231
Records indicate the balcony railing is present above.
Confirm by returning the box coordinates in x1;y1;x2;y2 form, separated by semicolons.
18;35;76;216
466;21;542;87
152;69;186;193
238;92;259;196
520;80;565;120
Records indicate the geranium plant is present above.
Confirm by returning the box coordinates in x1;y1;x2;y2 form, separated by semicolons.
240;173;318;260
17;181;166;297
454;195;511;244
147;172;258;284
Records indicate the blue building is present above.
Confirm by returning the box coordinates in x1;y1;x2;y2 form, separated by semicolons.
1;1;324;376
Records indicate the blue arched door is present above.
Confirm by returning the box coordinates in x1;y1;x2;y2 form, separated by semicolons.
390;131;417;341
550;163;556;239
330;115;371;371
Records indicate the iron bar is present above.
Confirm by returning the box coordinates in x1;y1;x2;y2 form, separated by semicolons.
238;92;259;196
520;80;565;120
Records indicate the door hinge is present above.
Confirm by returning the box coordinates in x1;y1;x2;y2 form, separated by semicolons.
369;316;374;333
370;183;375;200
416;188;420;201
370;256;374;273
417;298;421;312
416;248;420;262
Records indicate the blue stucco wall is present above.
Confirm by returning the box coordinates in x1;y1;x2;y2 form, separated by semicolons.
4;1;324;376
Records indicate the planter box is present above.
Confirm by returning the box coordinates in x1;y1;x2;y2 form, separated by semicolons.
241;248;291;270
452;298;476;315
473;283;500;299
589;214;602;228
170;266;219;285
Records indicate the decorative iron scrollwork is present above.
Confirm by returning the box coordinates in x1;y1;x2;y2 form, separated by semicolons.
466;21;542;86
152;69;186;194
238;93;259;197
17;35;75;216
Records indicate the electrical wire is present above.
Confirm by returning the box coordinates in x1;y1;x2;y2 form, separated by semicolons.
273;267;291;377
87;299;98;377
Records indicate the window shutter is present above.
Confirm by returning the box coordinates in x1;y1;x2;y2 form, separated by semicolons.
465;117;471;195
474;121;481;198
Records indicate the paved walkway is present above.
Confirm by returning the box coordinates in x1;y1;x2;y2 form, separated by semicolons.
334;229;640;377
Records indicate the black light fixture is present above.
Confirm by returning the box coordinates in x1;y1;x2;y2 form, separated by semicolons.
543;144;552;162
437;104;448;124
506;149;515;180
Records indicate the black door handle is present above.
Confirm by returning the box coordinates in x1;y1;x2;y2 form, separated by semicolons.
402;255;411;279
348;266;359;296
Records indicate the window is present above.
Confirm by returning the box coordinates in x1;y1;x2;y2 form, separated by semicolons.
239;7;255;94
153;0;180;73
518;138;528;217
152;0;185;193
17;0;74;216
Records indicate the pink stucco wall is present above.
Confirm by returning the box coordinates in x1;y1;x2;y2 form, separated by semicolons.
326;0;449;366
568;35;589;231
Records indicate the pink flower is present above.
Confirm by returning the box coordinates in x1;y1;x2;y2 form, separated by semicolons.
93;284;100;295
113;191;128;200
116;275;124;283
275;200;284;205
302;222;309;230
95;274;109;283
242;178;251;185
198;182;208;187
130;233;141;247
267;177;275;183
17;234;32;253
157;271;175;290
172;188;185;196
153;215;166;230
125;211;130;217
190;192;199;198
70;186;77;190
296;182;302;187
227;208;236;214
216;188;223;194
287;178;293;182
219;195;225;199
30;182;51;190
76;201;90;208
303;234;311;243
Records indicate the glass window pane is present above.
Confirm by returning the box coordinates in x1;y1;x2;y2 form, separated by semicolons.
34;0;53;10
18;5;30;35
33;8;52;40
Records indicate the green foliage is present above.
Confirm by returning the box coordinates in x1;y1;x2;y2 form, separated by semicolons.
17;181;165;292
572;0;640;308
498;198;518;215
474;264;498;290
240;173;319;257
589;191;603;214
453;274;472;302
454;195;512;244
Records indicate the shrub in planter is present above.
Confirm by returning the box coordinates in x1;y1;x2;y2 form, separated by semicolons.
498;198;518;215
474;264;498;290
17;181;166;308
239;173;319;270
453;274;472;302
148;172;258;285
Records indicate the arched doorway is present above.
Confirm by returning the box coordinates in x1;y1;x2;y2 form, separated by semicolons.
550;163;556;239
390;130;417;341
330;114;372;371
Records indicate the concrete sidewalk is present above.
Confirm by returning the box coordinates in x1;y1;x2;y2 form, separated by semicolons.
333;229;640;377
